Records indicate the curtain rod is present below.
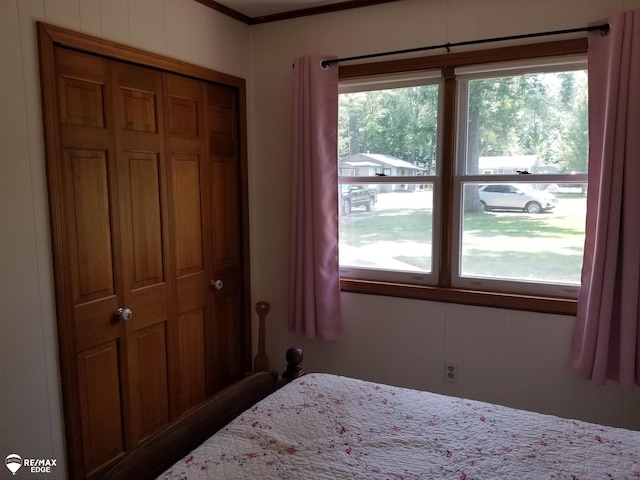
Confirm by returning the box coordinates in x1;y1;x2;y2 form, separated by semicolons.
321;23;610;68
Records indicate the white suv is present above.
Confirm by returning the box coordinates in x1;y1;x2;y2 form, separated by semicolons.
478;184;556;214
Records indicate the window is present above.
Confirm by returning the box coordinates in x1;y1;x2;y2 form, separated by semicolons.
337;41;588;313
338;74;441;282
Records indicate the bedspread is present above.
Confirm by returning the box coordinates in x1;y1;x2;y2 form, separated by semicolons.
160;373;640;479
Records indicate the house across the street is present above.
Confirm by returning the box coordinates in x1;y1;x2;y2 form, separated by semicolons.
339;153;426;191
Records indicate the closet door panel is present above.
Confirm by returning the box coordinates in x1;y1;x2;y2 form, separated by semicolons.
53;48;127;477
205;83;247;391
77;342;124;472
120;88;157;133
212;160;239;267
176;308;207;411
64;149;115;304
164;73;211;416
168;96;199;136
172;154;205;275
56;49;106;128
209;295;243;390
171;153;208;413
127;153;164;288
112;61;171;446
128;323;169;441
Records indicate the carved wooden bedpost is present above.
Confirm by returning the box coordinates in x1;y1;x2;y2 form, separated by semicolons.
282;347;304;380
254;301;270;372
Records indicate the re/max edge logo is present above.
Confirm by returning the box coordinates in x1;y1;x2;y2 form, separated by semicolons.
5;454;57;475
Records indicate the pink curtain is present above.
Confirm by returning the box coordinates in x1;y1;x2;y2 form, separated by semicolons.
288;56;342;340
571;10;640;389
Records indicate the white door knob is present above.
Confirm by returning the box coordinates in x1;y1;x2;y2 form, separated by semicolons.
115;307;133;321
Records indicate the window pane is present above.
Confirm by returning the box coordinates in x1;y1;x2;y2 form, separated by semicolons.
460;182;586;284
339;84;439;176
339;184;433;273
463;70;588;175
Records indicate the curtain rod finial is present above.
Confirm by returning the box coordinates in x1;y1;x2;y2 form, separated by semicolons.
601;23;611;36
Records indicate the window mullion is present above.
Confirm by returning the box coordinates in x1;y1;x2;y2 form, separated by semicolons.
439;67;457;289
461;174;588;183
338;176;436;184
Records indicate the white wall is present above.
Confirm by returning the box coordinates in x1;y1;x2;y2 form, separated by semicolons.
247;0;640;432
0;1;249;478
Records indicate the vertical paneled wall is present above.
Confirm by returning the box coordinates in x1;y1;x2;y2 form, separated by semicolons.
0;2;249;479
4;2;640;480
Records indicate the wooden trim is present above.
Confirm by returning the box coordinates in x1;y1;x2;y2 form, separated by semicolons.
341;278;578;316
37;22;246;88
338;38;588;79
337;38;588;314
194;0;400;25
438;66;456;288
247;0;401;25
101;372;278;480
37;23;87;480
238;80;253;376
100;354;302;480
193;0;251;23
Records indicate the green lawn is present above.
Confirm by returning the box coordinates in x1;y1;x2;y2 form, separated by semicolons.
339;192;586;283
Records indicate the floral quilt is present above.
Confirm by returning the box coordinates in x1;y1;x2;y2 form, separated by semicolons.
159;373;640;479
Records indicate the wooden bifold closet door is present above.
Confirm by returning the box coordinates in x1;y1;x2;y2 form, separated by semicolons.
39;24;250;480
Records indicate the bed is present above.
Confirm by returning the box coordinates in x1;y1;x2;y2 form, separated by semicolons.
100;333;639;480
152;362;640;479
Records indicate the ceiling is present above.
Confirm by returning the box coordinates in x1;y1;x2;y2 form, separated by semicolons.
198;0;400;24
217;0;350;18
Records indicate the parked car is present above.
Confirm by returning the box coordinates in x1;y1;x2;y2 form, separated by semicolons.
340;184;377;215
478;184;556;213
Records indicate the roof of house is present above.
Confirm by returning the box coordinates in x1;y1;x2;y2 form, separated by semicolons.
340;153;425;171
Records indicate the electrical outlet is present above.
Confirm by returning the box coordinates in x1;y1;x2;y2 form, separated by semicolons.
444;361;459;383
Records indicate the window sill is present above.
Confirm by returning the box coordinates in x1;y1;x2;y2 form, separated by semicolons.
340;278;577;316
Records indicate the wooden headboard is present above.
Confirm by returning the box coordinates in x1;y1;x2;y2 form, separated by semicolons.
101;371;278;480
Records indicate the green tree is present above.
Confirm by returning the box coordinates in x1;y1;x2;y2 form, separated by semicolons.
464;70;587;210
339;69;588;210
465;76;527;211
555;72;588;173
339;85;439;174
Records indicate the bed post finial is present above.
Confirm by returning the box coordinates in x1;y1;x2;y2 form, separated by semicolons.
282;347;304;380
254;301;270;372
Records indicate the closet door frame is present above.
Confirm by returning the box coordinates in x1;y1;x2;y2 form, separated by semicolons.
37;22;252;480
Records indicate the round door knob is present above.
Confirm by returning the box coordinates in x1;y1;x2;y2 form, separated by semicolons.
210;279;224;290
115;307;133;321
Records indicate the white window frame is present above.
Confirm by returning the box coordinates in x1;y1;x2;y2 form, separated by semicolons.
451;58;588;297
338;72;443;286
336;39;589;314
